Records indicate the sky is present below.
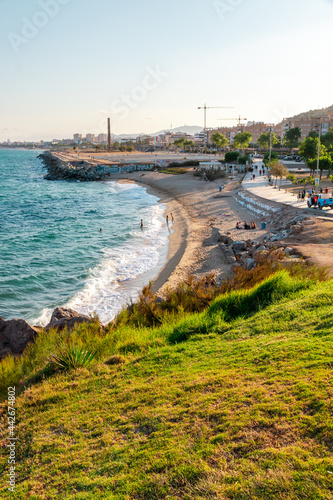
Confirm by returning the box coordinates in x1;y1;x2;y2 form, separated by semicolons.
0;0;333;141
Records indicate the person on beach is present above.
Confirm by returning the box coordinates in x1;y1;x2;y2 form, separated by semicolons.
166;215;169;226
236;221;243;229
170;213;175;223
297;192;301;202
250;221;256;230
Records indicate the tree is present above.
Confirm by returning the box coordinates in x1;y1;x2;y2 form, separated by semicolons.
297;176;315;192
183;140;194;152
263;151;278;167
225;151;239;163
211;132;229;152
233;132;252;151
307;154;333;180
257;131;279;149
287;174;298;196
307;130;319;139
284;127;301;149
270;162;289;189
127;145;134;152
321;130;333;151
298;137;326;161
174;138;185;150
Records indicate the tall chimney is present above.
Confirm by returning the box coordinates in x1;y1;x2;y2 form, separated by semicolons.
107;118;111;151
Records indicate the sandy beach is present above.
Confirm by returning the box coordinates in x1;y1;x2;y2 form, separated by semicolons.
112;170;269;295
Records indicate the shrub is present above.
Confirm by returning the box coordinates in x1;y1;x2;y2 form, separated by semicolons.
238;155;251;165
225;151;240;162
208;271;310;321
205;169;227;181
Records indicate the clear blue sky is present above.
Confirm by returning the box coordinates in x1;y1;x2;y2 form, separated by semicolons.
1;0;333;141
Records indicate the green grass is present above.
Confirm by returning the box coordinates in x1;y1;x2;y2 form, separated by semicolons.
0;272;333;498
158;167;189;175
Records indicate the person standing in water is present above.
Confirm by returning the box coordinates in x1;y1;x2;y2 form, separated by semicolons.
166;214;169;226
140;219;144;229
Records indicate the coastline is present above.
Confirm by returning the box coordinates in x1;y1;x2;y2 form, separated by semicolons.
109;170;270;296
111;176;189;296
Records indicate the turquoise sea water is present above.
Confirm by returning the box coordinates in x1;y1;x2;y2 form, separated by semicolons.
0;150;168;325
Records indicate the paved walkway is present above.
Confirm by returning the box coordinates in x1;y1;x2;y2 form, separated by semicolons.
242;171;309;209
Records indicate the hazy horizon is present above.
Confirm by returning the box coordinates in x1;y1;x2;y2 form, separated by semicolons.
1;0;333;142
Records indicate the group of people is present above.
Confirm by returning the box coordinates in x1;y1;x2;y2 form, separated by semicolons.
297;187;331;202
251;166;265;180
140;212;175;230
236;221;257;230
166;213;175;226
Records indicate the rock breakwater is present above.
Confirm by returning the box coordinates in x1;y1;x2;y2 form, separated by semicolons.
38;152;111;182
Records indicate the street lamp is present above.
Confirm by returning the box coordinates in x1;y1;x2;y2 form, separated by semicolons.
316;118;322;194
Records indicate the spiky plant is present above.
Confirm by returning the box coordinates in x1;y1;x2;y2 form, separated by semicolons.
48;343;98;371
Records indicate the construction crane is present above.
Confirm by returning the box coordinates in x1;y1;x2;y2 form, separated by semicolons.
198;104;234;145
218;115;247;127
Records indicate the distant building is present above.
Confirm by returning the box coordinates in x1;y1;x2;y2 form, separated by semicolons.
85;133;95;143
98;133;108;144
194;130;205;145
281;115;333;140
73;133;82;144
208;122;283;145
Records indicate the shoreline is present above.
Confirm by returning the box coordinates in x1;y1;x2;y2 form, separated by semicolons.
113;176;190;296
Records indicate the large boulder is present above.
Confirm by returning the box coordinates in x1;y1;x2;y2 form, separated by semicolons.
231;240;248;253
0;317;39;358
45;307;91;332
218;234;234;246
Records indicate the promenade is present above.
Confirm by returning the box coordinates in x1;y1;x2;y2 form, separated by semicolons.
242;171;309;209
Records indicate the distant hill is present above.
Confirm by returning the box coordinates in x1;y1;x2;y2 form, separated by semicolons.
112;126;203;141
152;125;203;136
286;105;333;121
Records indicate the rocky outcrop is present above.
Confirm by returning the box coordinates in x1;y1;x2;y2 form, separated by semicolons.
0;318;39;359
45;307;91;332
38;152;109;182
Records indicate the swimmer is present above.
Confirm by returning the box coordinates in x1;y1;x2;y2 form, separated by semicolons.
140;219;143;229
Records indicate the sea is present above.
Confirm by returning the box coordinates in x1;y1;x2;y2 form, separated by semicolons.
0;149;169;325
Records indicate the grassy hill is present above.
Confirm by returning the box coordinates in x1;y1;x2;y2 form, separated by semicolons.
287;104;333;121
0;267;333;499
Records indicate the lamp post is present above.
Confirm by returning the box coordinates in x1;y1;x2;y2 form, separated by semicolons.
316;118;322;194
269;127;272;170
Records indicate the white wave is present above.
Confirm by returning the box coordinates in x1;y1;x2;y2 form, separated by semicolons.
33;202;169;326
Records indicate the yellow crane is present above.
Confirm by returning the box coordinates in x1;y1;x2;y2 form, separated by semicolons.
198;104;234;145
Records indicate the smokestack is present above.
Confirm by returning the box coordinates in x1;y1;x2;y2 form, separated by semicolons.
107;118;111;151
